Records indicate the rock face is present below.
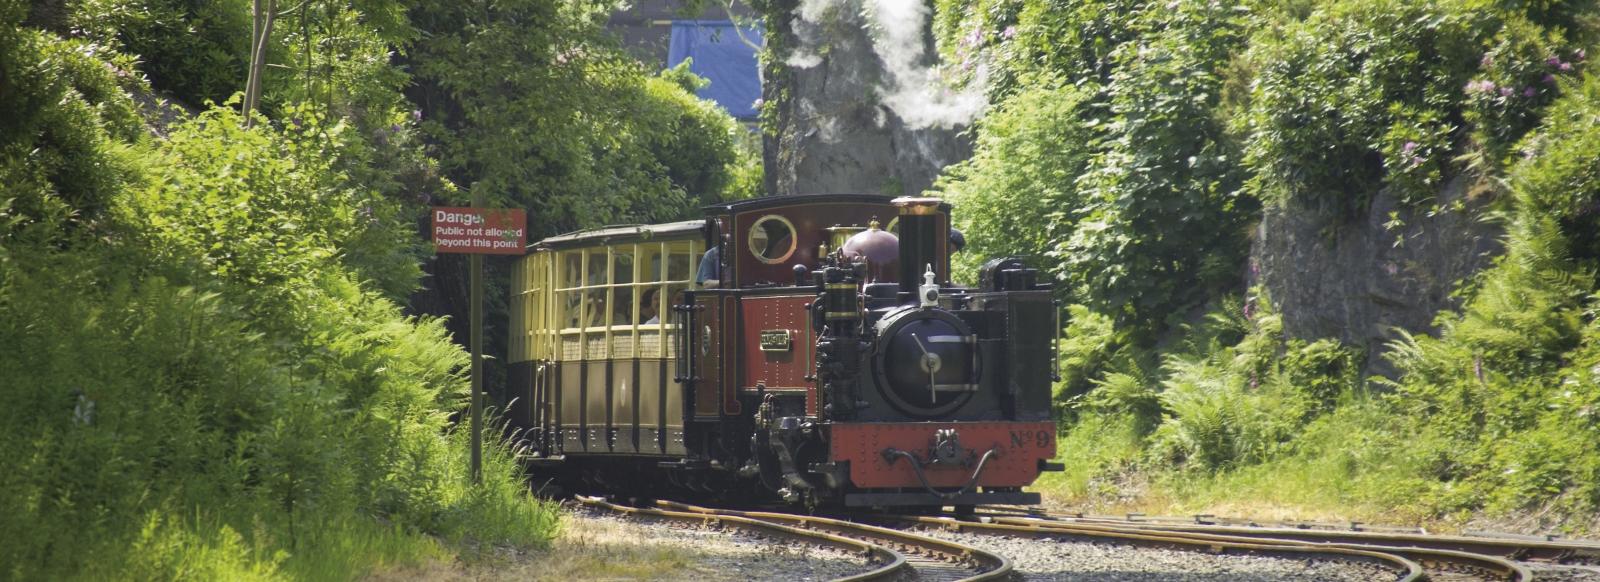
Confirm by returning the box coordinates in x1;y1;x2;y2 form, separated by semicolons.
761;0;971;197
1250;175;1504;378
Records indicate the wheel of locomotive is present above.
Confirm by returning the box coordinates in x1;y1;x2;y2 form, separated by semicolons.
870;306;981;418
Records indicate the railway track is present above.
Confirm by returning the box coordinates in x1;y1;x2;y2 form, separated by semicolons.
979;509;1600;565
577;495;1008;581
892;512;1514;581
930;506;1600;581
653;499;1436;581
582;496;1600;581
652;500;1012;581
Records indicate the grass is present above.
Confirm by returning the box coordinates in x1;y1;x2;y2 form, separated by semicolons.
1037;399;1456;529
366;513;703;582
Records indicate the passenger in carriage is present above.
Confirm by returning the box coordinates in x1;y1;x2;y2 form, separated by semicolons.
639;288;660;325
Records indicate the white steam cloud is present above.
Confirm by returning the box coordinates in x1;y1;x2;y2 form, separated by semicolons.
786;0;986;130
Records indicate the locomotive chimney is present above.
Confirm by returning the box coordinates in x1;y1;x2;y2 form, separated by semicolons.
893;197;948;294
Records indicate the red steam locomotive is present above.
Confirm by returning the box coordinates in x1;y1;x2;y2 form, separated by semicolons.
506;194;1060;508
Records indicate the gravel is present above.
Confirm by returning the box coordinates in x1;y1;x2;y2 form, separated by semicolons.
1528;564;1600;582
569;508;873;581
908;527;1403;581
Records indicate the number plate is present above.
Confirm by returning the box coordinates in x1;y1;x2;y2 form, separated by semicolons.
759;329;792;352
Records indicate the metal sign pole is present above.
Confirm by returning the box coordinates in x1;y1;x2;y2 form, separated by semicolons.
469;195;484;484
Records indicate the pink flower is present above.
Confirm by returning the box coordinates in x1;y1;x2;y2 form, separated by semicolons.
1002;25;1017;39
1561;62;1574;71
963;28;983;47
1500;86;1514;97
1523;87;1537;97
1547;56;1563;66
1576;48;1587;60
1544;73;1558;84
1481;54;1494;67
1402;141;1418;154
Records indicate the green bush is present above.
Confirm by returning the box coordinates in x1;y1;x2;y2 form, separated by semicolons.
939;1;1255;333
0;16;560;576
1125;292;1363;471
410;0;753;235
937;81;1100;290
1239;0;1488;213
1379;73;1600;519
1064;1;1255;329
68;0;251;107
0;26;144;236
1240;0;1586;213
934;0;1146;98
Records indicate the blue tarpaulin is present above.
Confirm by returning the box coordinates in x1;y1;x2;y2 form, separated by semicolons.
667;20;763;120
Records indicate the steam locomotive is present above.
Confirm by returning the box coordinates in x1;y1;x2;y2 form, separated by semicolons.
506;194;1060;508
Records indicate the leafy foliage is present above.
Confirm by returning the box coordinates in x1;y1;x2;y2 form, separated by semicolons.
1064;1;1255;328
939;82;1100;287
1239;0;1587;213
934;0;1600;526
1380;73;1600;518
66;0;251;107
939;1;1255;331
408;0;754;236
934;0;1146;99
0;3;590;577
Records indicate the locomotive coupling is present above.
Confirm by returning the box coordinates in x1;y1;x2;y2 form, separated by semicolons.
880;439;1003;500
881;428;978;469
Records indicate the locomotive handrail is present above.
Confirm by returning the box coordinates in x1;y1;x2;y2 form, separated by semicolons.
803;301;815;382
881;447;1000;500
1052;299;1063;382
672;300;694;384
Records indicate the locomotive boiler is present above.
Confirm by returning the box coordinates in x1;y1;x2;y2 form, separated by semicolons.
506;194;1061;508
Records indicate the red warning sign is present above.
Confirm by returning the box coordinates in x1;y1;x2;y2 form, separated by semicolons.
431;207;526;255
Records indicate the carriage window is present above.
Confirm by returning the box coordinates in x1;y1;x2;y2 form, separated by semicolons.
749;214;797;264
559;289;581;329
666;242;693;282
586;250;608;286
561;252;582;289
665;283;688;316
613;248;634;285
612;286;635;326
582;289;606;328
633;287;665;327
641;245;664;283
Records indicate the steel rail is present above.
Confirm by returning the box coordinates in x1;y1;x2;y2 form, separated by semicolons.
978;511;1600;565
655;500;1012;582
915;513;1530;581
978;506;1427;534
876;513;1428;581
574;496;906;581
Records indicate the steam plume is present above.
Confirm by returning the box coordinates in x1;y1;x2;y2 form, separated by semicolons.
786;0;987;129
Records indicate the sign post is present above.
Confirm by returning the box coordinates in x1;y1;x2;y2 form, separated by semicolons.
431;203;527;483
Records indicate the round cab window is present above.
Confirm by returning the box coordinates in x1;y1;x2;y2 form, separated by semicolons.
748;215;798;264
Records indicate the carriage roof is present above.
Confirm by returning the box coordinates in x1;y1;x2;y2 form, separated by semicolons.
532;219;706;250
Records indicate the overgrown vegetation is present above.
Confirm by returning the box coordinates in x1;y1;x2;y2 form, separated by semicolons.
933;0;1600;531
2;0;753;577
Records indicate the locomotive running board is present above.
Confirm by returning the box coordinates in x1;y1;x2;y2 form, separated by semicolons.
844;491;1040;507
